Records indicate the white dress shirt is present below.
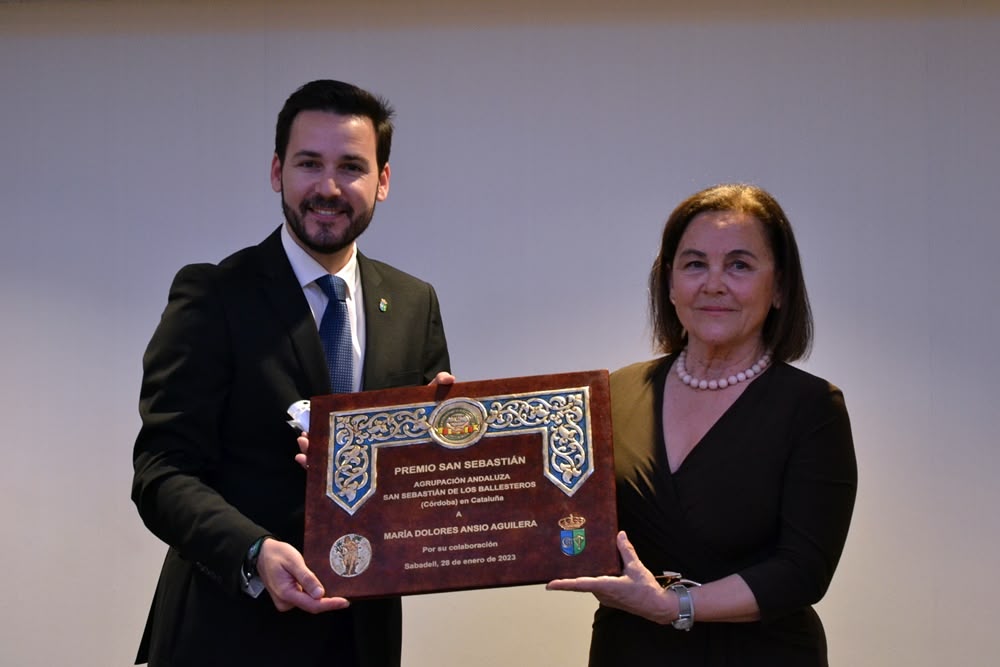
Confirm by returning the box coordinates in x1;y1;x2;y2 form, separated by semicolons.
280;224;365;392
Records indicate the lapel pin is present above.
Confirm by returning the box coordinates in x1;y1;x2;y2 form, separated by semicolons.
379;298;390;313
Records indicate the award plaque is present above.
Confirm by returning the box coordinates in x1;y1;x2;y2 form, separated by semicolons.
304;370;619;599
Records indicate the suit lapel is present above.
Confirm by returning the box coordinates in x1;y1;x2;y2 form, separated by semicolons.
357;252;388;390
252;228;329;397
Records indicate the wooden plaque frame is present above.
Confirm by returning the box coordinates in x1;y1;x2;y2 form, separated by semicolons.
304;370;619;599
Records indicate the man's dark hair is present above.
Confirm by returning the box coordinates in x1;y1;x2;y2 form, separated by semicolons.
275;79;395;171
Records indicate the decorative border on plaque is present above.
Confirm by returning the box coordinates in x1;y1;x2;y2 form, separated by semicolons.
326;387;595;514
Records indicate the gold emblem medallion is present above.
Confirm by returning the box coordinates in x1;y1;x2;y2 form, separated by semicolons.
428;397;488;449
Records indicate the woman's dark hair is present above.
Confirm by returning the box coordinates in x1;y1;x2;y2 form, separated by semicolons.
649;183;813;362
274;79;394;171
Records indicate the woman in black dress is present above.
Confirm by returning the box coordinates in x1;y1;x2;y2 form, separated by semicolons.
548;184;857;666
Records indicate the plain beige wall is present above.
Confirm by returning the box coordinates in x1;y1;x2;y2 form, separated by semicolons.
2;1;999;665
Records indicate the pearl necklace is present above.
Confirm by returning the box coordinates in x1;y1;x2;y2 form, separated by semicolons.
675;349;771;391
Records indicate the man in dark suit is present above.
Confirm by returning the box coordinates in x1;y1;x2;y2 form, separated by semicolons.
131;80;451;666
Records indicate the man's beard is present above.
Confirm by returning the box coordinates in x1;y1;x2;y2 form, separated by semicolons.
282;192;376;255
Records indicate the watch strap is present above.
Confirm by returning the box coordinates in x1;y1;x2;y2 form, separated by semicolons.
668;583;695;631
240;536;268;598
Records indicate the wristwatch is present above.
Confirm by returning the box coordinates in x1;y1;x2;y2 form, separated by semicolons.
240;536;268;598
667;583;696;631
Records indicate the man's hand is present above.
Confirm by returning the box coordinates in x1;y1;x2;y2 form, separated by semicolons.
295;433;310;470
430;371;456;386
295;373;456;470
256;538;349;613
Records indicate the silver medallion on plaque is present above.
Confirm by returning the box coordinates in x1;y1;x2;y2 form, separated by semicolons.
330;533;372;578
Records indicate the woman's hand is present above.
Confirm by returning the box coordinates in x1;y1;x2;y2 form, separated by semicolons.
547;531;677;625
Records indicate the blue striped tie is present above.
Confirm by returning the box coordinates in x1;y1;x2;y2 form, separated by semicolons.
316;275;354;394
